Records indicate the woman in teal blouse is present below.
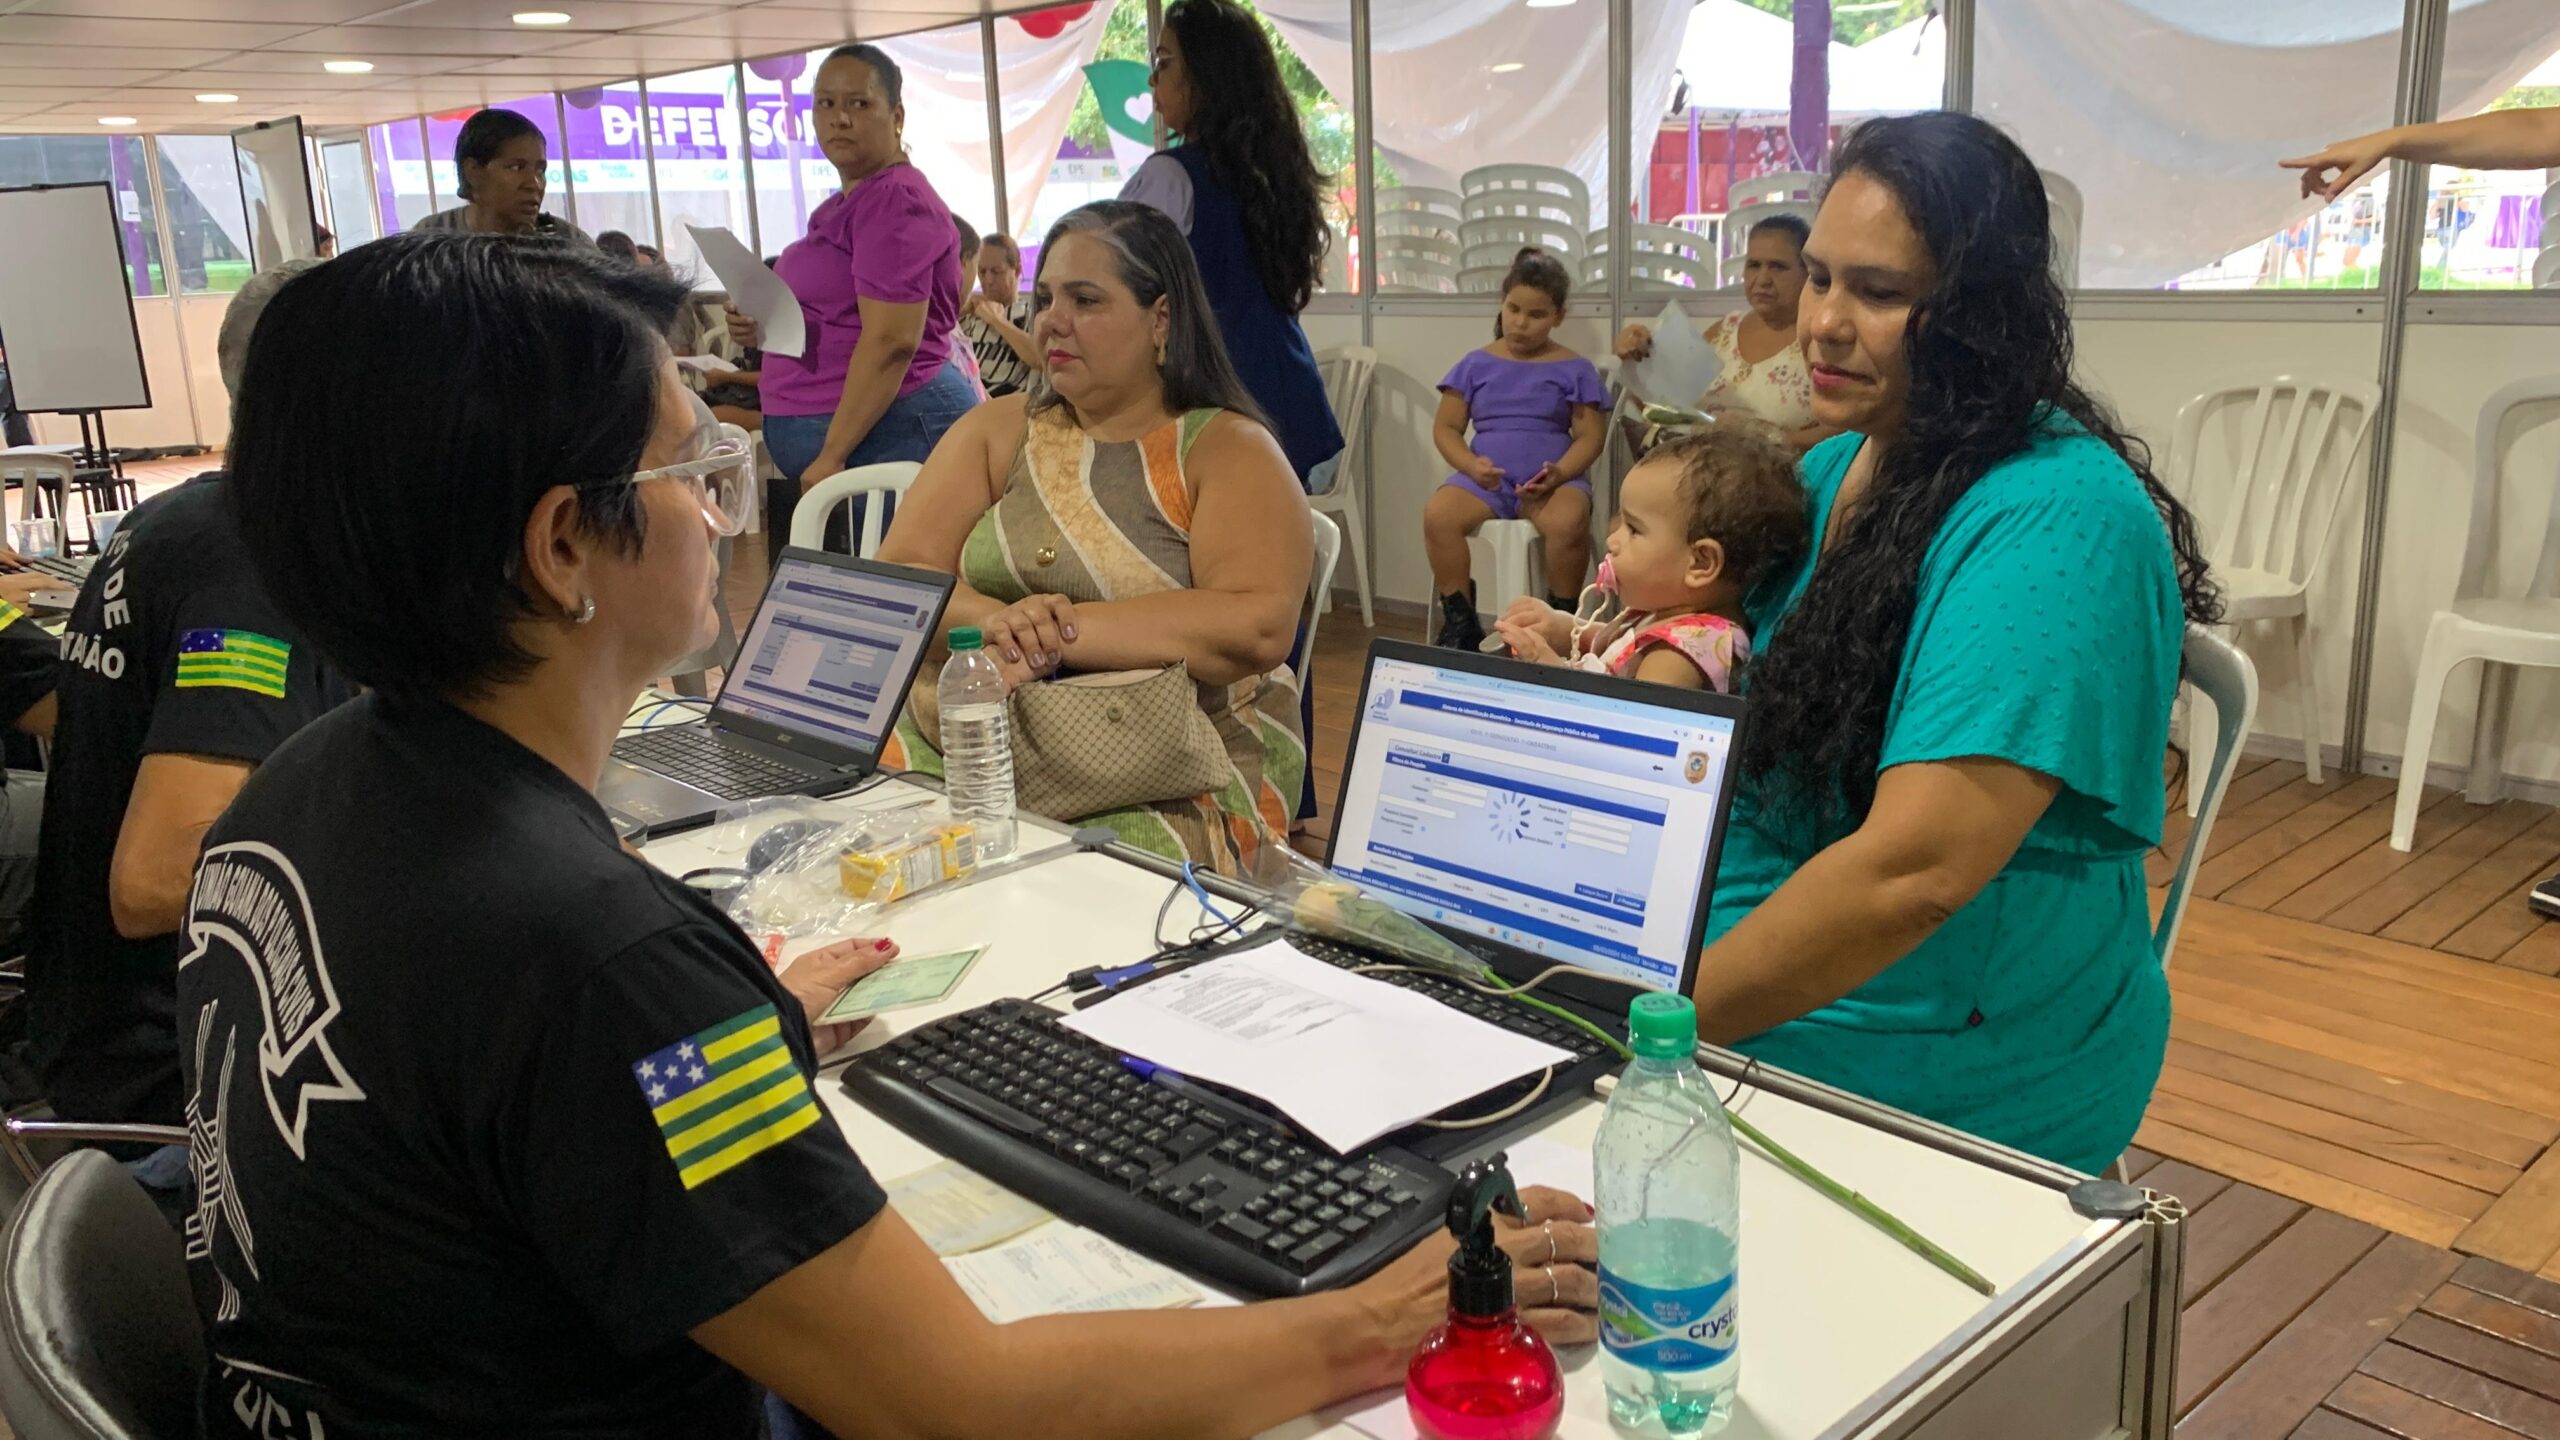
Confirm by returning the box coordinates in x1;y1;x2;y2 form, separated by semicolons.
1695;113;2221;1175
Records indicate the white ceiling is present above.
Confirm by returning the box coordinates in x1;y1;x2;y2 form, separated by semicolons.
0;0;995;133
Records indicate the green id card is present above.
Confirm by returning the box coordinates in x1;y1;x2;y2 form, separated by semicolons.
820;946;990;1023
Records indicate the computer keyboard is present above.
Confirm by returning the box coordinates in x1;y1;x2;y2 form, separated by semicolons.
613;724;815;798
840;998;1455;1298
0;555;91;586
1285;934;1612;1063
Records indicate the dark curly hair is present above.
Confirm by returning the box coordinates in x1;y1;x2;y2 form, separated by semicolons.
1651;423;1809;596
1738;112;2218;831
1492;246;1571;340
1163;0;1331;314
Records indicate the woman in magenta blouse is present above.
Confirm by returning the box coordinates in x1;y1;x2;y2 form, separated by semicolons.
732;43;974;558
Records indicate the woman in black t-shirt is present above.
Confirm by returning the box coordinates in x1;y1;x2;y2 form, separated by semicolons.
195;231;1596;1440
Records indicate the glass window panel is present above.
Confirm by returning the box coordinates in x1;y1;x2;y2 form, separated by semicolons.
1640;1;1940;294
641;66;753;284
317;136;379;250
562;80;658;247
744;48;834;255
1979;0;2400;291
0;136;162;296
1364;0;1630;295
997;0;1143;279
155;134;254;295
426;98;568;228
870;22;1002;247
368;119;435;233
2420;11;2560;290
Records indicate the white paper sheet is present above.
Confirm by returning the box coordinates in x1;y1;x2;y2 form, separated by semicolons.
685;223;805;358
1620;299;1721;411
673;353;727;374
943;1221;1202;1323
1062;941;1574;1153
1330;1136;1597;1440
886;1159;1052;1256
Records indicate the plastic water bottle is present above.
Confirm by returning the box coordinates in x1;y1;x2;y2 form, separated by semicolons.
938;627;1016;859
1596;993;1739;1438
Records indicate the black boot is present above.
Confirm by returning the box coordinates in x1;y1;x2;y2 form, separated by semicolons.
1435;590;1486;651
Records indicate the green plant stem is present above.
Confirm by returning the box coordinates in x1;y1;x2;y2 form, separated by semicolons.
1719;1106;1996;1297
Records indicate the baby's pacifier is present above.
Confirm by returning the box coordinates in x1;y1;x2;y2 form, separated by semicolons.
1593;556;1620;597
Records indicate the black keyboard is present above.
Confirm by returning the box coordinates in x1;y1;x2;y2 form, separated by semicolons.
613;724;818;798
840;999;1454;1298
0;555;90;585
1285;934;1612;1064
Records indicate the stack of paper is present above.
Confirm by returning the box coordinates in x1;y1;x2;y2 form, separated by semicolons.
944;1222;1203;1323
1062;940;1574;1153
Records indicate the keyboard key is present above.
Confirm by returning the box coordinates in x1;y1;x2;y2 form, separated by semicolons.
1217;1215;1270;1244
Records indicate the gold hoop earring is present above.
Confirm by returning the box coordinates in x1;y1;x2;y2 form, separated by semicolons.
1155;338;1167;366
570;595;595;626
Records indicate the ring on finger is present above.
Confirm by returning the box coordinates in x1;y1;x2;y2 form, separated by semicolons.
1543;1264;1558;1306
1541;1220;1557;1265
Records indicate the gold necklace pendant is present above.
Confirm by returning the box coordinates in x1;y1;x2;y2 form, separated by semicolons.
1034;544;1059;568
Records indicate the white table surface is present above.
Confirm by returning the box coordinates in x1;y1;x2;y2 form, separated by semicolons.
645;834;2112;1440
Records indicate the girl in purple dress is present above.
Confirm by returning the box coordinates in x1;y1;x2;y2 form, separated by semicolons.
1423;247;1613;650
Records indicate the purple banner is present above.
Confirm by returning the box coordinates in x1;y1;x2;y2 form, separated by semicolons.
380;90;828;167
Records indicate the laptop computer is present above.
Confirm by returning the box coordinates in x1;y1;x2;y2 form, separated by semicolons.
1234;637;1744;1157
600;547;954;837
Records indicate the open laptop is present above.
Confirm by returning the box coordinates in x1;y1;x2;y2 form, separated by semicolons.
600;548;954;837
1234;637;1746;1156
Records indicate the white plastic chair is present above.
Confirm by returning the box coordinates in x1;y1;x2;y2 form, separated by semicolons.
1726;170;1822;210
1459;165;1590;231
1309;346;1377;626
790;461;921;558
1718;201;1818;288
1583;225;1715;291
1467;520;1544;623
2171;375;2380;812
1376;234;1460;294
2535;248;2560;290
1299;511;1341;690
2157;625;2259;968
0;449;75;526
2042;170;2085;290
1456;266;1513;293
1377;186;1462;238
2388;375;2560;851
1458;217;1581;273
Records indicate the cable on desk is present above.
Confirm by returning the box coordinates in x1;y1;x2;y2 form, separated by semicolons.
624;696;713;732
1416;1067;1554;1130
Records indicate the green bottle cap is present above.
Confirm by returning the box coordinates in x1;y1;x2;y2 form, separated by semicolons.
949;627;985;651
1626;993;1697;1060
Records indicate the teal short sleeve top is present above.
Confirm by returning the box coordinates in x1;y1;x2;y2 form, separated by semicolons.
1706;417;2185;1173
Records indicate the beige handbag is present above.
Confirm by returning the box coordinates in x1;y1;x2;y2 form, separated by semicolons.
912;664;1234;819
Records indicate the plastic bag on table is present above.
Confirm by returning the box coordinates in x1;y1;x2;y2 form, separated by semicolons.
1238;844;1494;984
688;796;901;941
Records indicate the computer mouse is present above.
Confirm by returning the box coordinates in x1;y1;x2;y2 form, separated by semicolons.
746;819;838;874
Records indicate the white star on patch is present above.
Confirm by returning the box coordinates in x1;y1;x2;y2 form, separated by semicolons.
676;1042;696;1062
688;1064;707;1083
640;1060;657;1080
649;1083;667;1102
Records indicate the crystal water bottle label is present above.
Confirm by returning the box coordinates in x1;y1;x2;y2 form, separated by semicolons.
1599;1268;1737;1371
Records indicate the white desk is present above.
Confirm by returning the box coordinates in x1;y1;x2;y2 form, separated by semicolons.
647;835;2180;1440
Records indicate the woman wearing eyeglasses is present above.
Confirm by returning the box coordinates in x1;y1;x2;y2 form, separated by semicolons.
186;230;1595;1439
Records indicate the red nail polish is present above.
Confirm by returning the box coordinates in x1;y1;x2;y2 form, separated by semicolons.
873;938;895;951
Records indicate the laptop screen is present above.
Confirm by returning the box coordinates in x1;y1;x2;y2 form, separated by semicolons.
1326;650;1738;993
714;554;945;751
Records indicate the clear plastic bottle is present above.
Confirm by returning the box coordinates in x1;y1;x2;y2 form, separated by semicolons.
937;627;1016;860
1595;993;1739;1438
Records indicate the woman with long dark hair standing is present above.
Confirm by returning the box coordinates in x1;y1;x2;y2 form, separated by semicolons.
1118;0;1343;486
1688;112;2220;1175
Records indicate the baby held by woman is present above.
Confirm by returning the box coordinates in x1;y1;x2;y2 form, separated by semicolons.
1494;424;1808;694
